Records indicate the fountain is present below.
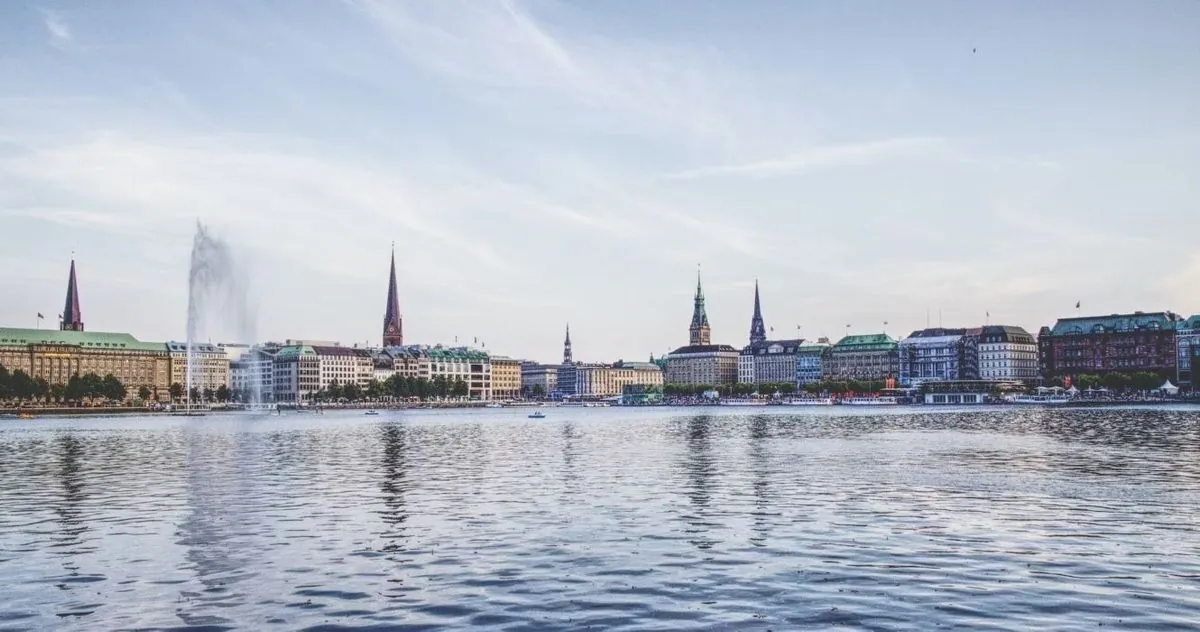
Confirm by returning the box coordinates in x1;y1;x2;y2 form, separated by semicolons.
186;222;266;413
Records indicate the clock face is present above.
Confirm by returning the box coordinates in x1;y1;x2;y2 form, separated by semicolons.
387;325;396;333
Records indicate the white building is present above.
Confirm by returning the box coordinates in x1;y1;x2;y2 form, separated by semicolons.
425;346;492;400
271;344;373;403
739;339;805;385
230;344;279;403
977;325;1039;382
1176;316;1200;386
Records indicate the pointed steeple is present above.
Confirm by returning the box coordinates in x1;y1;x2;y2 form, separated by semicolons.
61;258;84;332
382;244;403;347
563;323;573;365
749;279;766;345
689;266;711;346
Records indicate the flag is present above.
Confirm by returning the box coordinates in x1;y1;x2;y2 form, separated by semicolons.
37;313;44;320
1076;301;1081;309
770;326;774;332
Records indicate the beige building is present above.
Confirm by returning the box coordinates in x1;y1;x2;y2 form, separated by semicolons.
575;361;663;396
490;356;522;400
665;345;740;385
521;363;557;396
167;341;231;393
0;328;170;400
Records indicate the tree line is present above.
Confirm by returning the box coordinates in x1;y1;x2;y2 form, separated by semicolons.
663;380;889;397
0;363;133;405
1053;371;1167;392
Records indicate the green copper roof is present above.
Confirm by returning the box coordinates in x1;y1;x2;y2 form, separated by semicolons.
425;347;489;361
0;327;165;352
832;333;897;352
1049;312;1179;336
274;345;316;359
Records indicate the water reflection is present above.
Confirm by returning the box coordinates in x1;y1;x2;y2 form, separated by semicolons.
53;434;87;551
681;415;718;550
377;423;409;554
747;415;772;547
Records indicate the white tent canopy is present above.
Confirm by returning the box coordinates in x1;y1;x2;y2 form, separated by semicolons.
1159;380;1179;395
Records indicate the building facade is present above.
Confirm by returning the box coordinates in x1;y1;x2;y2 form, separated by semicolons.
521;363;557;396
666;270;738;385
314;346;374;389
1175;315;1200;386
977;325;1039;382
740;339;805;384
490;356;522;400
573;361;663;397
822;334;899;381
794;342;830;386
426;346;491;400
166;341;231;394
0;328;170;400
897;328;970;387
230;343;279;403
273;345;320;403
1038;311;1181;381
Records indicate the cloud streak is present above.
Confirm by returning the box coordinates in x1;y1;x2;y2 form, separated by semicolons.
662;137;950;179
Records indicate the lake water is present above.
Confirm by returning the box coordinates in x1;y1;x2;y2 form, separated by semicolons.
2;406;1200;630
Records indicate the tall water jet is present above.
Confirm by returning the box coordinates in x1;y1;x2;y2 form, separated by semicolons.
186;222;260;411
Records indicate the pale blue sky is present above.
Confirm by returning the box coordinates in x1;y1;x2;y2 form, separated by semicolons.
1;1;1198;362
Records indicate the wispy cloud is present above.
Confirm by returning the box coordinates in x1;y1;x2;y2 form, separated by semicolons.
41;10;73;48
662;137;949;179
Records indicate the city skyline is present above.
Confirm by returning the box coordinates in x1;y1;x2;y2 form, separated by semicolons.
3;1;1199;362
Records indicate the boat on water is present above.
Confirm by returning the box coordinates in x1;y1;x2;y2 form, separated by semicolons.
781;398;834;406
528;411;546;419
17;413;36;420
1006;394;1073;405
719;399;769;407
838;396;900;406
364;410;380;416
485;402;503;408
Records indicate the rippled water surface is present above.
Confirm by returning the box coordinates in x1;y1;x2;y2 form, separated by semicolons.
3;406;1200;630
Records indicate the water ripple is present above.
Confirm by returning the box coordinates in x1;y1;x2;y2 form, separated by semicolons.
2;406;1200;629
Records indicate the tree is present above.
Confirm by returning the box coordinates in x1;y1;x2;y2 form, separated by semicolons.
0;363;9;401
10;369;35;402
342;382;362;402
189;386;201;403
1130;371;1160;391
103;374;127;403
366;379;384;400
778;383;797;395
138;386;152;401
531;384;546;398
202;387;214;403
1101;372;1129;391
452;378;469;399
1075;374;1101;390
215;385;230;403
170;382;184;403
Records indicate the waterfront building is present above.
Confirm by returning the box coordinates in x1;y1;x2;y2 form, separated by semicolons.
821;334;899;381
0;328;170;400
897;328;971;387
491;355;522;400
166;341;231;393
230;343;279;402
741;340;806;385
382;246;403;347
1038;311;1181;381
272;344;373;402
556;363;578;398
376;345;433;381
977;325;1039;382
795;341;830;386
426;346;491;400
573;361;663;397
1175;315;1200;386
521;362;557;396
273;345;320;403
665;271;738;385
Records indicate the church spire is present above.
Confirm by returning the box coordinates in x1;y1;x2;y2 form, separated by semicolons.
563;323;573;364
749;279;766;345
689;266;711;346
382;244;403;347
61;258;84;332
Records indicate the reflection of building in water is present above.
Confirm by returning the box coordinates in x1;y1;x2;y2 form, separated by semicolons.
747;415;772;545
378;424;410;553
54;434;89;567
681;416;718;550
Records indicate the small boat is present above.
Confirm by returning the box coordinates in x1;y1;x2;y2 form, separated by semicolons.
719;399;769;407
528;411;546;419
364;410;380;416
485;402;503;409
17;413;36;420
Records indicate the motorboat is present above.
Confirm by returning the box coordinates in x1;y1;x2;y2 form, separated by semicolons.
364;410;380;416
528;411;546;419
486;402;504;408
719;399;769;406
1006;394;1073;405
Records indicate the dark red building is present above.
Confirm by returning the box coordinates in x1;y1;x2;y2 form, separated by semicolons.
1038;311;1181;381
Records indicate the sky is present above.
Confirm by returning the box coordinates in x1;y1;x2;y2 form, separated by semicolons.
1;1;1198;363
